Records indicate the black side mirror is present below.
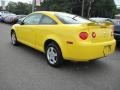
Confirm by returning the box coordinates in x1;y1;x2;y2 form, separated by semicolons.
17;20;24;25
20;21;24;25
17;17;26;25
13;19;18;24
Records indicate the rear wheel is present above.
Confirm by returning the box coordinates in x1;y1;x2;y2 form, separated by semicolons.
11;31;18;45
45;42;63;67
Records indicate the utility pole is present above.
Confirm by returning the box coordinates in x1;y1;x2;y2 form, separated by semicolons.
81;0;85;17
32;0;36;12
87;1;92;18
87;0;94;18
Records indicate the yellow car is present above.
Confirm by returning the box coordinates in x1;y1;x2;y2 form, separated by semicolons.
11;11;116;67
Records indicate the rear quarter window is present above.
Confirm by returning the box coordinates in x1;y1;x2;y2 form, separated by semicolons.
55;12;91;24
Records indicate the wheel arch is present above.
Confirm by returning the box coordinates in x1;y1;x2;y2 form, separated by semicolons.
44;37;66;54
11;29;15;36
44;39;62;52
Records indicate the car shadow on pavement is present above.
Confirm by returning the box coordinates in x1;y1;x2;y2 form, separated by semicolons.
9;42;47;64
61;60;109;73
9;42;109;74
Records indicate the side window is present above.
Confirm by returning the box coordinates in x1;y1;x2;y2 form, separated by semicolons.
23;14;42;25
40;15;57;25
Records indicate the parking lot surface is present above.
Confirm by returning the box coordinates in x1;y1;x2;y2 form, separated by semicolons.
0;23;120;90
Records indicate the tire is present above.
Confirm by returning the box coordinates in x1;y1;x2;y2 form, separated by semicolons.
116;41;120;47
45;42;63;67
11;31;18;45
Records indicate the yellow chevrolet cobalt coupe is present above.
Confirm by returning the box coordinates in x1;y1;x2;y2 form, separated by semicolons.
11;11;116;67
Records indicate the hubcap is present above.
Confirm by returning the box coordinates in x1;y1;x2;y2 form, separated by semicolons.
11;33;16;44
47;47;58;64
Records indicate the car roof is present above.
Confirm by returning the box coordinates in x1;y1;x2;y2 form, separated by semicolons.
33;11;67;16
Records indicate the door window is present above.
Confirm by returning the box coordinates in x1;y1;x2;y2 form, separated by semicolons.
40;15;57;24
24;14;42;25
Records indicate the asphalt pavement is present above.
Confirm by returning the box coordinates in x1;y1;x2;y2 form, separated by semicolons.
0;23;120;90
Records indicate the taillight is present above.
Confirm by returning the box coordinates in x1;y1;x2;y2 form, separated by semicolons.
92;32;96;38
79;32;88;40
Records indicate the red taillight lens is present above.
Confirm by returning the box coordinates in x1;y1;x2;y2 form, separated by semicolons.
92;32;96;38
79;32;88;40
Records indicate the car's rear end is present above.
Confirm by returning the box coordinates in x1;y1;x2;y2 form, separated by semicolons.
55;12;116;61
63;23;116;61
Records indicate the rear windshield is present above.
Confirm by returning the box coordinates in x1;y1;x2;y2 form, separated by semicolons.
55;12;91;24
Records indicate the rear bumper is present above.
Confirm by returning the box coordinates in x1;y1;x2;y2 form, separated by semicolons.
63;40;116;61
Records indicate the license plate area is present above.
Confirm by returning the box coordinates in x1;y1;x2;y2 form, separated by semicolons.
103;45;111;56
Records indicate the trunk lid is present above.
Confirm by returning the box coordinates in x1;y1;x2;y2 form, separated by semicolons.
83;23;114;43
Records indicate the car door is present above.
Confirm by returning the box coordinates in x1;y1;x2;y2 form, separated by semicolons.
19;14;42;47
35;14;57;51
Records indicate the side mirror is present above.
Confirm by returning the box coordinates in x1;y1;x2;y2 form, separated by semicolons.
17;19;24;25
20;21;24;25
13;19;18;24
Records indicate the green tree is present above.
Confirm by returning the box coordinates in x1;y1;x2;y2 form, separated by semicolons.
6;2;17;14
40;0;117;18
6;1;32;15
91;0;116;18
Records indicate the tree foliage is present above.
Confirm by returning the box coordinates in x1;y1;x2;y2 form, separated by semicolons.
91;0;116;18
6;2;32;15
40;0;117;18
5;0;117;18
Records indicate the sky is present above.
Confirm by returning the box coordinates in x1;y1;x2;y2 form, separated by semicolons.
8;0;31;3
0;0;120;6
114;0;120;6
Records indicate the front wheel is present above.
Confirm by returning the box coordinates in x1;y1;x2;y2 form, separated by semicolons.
45;42;63;67
11;31;18;45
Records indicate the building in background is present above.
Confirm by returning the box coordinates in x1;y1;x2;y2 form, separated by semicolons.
34;0;44;11
0;0;6;10
36;0;40;6
36;0;44;6
115;14;120;19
